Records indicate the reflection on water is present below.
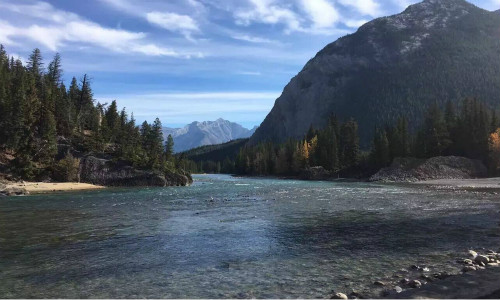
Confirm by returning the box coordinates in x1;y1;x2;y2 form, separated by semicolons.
0;174;499;298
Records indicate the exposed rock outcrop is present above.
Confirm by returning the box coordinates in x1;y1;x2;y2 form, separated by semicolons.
370;156;487;182
78;156;192;187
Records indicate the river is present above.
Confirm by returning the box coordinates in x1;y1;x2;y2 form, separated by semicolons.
0;174;499;298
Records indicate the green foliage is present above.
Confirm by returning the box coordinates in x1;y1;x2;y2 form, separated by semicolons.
53;153;80;182
0;46;189;180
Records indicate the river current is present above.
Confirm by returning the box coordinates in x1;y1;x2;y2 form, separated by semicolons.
1;174;499;298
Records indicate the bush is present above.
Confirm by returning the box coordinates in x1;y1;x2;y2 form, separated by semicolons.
53;153;80;182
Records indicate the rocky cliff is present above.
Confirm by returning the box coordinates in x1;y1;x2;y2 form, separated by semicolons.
79;156;192;187
369;156;487;182
250;0;500;147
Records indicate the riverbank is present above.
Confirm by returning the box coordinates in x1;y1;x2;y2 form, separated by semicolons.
1;181;105;195
414;177;500;190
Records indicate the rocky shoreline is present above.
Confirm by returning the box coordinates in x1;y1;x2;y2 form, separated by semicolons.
0;155;193;196
329;249;500;299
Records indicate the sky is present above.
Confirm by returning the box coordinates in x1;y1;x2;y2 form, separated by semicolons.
0;0;498;129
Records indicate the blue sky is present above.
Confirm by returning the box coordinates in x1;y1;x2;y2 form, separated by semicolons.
0;0;498;129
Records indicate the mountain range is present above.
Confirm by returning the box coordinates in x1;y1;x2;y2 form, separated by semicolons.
163;119;258;153
250;0;500;147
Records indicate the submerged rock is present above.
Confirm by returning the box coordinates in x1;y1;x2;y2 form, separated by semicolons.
408;280;422;288
374;281;386;286
462;266;477;272
475;255;490;265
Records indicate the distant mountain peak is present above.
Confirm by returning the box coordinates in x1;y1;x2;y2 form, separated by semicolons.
163;119;257;152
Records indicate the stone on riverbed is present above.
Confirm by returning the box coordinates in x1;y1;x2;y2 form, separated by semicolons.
468;250;478;258
475;255;490;264
462;266;477;272
330;292;348;299
374;281;386;286
408;280;422;288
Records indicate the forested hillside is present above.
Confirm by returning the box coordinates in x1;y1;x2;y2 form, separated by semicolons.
184;98;500;178
0;46;188;183
250;0;500;147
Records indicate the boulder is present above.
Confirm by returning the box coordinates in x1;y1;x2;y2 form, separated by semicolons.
475;255;490;265
408;280;422;288
468;250;478;258
0;185;28;196
79;156;192;187
369;156;487;182
331;292;348;299
462;266;477;272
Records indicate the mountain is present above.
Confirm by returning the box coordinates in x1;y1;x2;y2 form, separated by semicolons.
163;119;258;152
250;0;500;147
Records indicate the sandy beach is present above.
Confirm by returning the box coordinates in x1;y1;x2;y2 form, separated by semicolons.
5;182;105;194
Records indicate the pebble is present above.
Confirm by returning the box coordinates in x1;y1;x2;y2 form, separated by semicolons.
475;255;489;264
331;292;348;299
468;250;478;258
400;278;410;284
374;281;386;286
463;259;473;265
408;280;422;289
394;286;403;293
462;265;477;272
420;274;433;282
487;262;499;267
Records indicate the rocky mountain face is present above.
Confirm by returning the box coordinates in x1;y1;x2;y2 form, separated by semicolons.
164;119;258;152
250;0;500;147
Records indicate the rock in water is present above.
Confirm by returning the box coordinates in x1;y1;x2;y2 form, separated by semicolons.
331;292;348;299
408;280;422;288
475;255;490;265
374;281;386;286
468;250;478;258
462;266;477;272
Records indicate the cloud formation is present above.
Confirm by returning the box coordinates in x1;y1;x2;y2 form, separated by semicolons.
0;0;191;57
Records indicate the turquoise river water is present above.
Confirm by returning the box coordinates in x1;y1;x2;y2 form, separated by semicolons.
0;174;499;298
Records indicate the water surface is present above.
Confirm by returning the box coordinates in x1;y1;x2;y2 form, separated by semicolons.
1;175;499;298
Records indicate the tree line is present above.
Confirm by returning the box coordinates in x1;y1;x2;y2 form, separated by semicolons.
0;46;180;180
183;98;500;177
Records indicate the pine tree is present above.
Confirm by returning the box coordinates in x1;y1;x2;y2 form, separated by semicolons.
165;134;174;162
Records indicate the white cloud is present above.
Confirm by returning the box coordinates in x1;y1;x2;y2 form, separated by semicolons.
146;11;200;39
0;1;197;58
231;34;278;44
235;0;302;33
338;0;382;17
299;0;340;29
236;71;262;76
344;19;369;28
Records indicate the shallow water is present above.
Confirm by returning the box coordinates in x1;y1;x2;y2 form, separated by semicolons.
0;175;499;298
